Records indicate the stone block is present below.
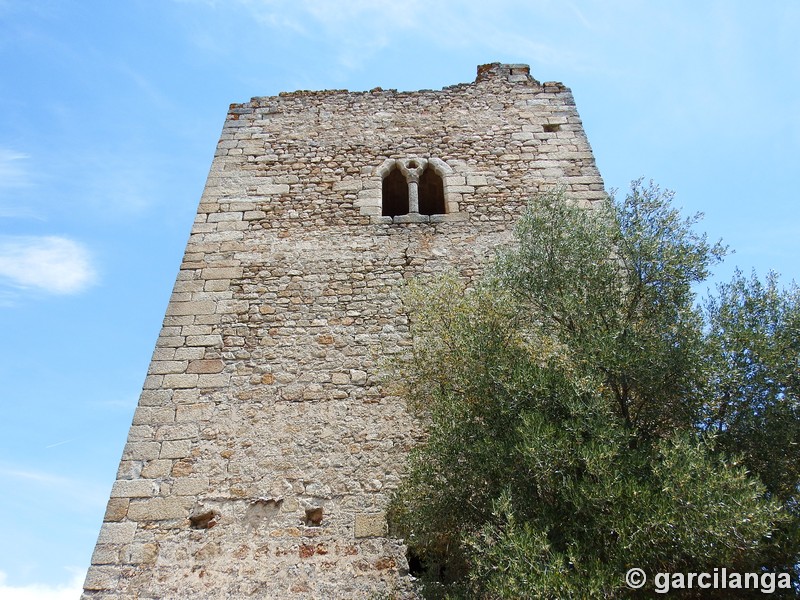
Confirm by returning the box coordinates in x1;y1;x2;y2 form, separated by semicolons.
349;369;368;385
163;373;199;389
132;406;175;425
160;440;192;459
257;184;290;195
185;334;223;347
207;211;243;222
122;441;161;461
331;372;350;385
358;188;381;200
83;566;121;591
127;425;154;441
393;213;428;223
202;266;244;280
124;542;160;565
466;174;488;186
172;388;201;402
228;201;257;211
197;373;230;388
204;278;231;292
174;347;206;360
90;544;119;565
97;522;137;545
175;402;214;422
333;180;363;192
147;360;188;375
138;390;172;407
141;460;173;479
127;497;187;521
186;359;225;374
151;348;176;361
103;498;130;522
354;513;387;538
172;476;209;496
165;300;216;316
180;324;213;336
430;212;469;223
156;423;198;441
111;479;157;498
444;175;466;185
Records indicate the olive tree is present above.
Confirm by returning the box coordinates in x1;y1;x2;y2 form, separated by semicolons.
389;182;798;598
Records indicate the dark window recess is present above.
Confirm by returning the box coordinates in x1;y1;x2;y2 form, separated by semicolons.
419;167;445;215
382;167;409;217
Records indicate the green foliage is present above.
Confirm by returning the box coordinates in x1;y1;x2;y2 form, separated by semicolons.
703;271;800;502
389;181;799;598
702;271;800;578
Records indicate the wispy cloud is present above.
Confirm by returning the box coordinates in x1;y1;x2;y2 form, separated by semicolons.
0;235;97;295
173;0;600;76
0;464;108;509
119;64;173;111
0;467;68;486
0;148;32;189
0;148;43;219
43;440;73;450
0;569;84;600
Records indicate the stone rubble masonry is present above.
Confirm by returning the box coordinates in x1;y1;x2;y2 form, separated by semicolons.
82;63;605;599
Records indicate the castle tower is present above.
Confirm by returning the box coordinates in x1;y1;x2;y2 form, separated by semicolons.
82;63;605;599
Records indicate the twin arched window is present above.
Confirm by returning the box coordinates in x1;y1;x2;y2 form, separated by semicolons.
381;159;446;218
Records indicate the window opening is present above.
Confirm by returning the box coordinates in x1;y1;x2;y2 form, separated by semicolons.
382;166;409;217
418;167;445;215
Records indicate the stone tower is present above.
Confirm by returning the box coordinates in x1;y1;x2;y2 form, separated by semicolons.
82;63;605;599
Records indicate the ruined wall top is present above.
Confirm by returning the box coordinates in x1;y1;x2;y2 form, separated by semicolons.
205;62;603;230
229;62;567;106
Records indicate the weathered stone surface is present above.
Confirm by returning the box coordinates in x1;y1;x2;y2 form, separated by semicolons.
103;498;130;522
172;476;209;496
186;359;224;374
124;542;160;565
83;63;605;599
126;497;187;521
110;479;157;498
97;522;137;545
83;566;120;591
354;513;388;538
159;440;191;459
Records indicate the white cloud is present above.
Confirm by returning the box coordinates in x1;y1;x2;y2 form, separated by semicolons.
0;570;84;600
0;235;97;295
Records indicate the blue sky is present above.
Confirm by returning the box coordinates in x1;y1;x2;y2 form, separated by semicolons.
1;1;798;596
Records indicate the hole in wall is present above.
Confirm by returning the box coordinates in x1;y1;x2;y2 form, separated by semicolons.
407;547;425;576
543;123;561;132
304;506;324;526
189;510;220;530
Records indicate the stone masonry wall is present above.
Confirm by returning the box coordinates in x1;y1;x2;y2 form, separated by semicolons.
82;63;605;599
